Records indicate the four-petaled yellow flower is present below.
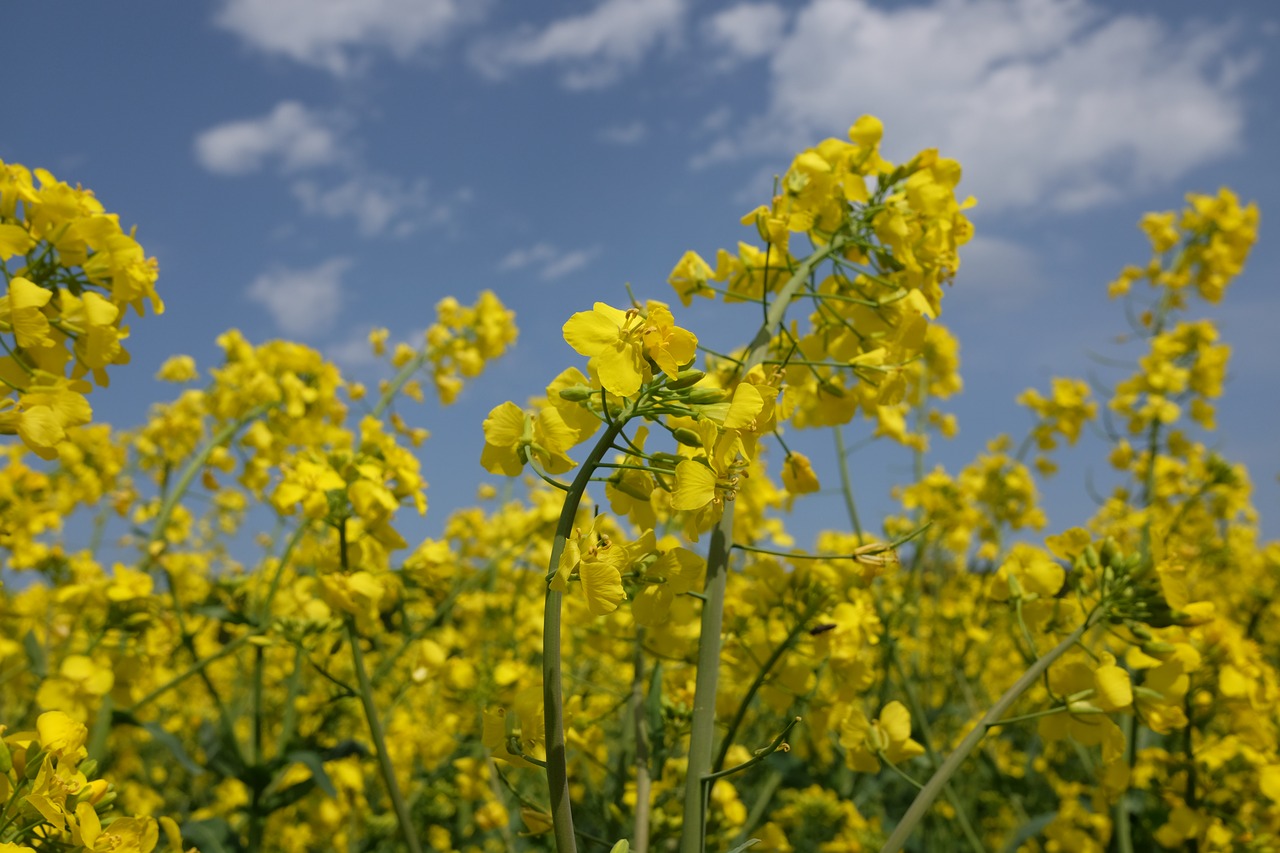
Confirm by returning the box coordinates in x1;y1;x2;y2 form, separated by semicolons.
562;302;697;398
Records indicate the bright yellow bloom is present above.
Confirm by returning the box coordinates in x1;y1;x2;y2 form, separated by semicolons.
71;802;159;853
551;517;628;616
782;452;821;495
155;354;198;382
563;302;647;396
840;701;925;773
479;401;579;476
562;302;697;397
0;276;55;349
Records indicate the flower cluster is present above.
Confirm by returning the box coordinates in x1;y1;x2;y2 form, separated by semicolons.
0;161;160;459
0;124;1274;853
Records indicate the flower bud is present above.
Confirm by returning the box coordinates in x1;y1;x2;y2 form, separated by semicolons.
1141;640;1176;658
608;472;652;502
665;369;706;390
558;386;596;402
687;387;728;404
1082;544;1100;570
1066;699;1105;715
672;427;703;448
648;452;685;470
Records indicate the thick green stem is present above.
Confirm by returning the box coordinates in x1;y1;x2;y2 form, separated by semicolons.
678;237;843;853
632;631;652;853
544;418;627;853
679;518;732;852
880;621;1092;853
339;520;422;853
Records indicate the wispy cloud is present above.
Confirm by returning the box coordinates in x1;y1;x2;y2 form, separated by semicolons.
214;0;482;76
471;0;686;89
245;257;350;337
292;176;464;237
598;120;649;145
499;243;599;280
193;101;344;175
703;2;789;66
196;101;465;238
698;0;1253;213
950;234;1049;309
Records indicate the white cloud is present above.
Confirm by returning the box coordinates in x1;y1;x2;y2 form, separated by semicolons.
499;243;599;280
950;234;1048;309
194;101;343;175
704;3;789;64
599;120;648;145
326;329;382;371
214;0;478;76
292;175;459;237
700;0;1251;213
246;258;350;337
472;0;686;89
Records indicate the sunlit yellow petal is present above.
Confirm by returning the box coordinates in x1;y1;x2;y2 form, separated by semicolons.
672;460;717;511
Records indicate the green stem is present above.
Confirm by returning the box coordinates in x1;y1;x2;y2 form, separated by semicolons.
124;631;260;714
679;236;844;853
712;598;823;773
833;426;863;539
879;621;1093;853
544;417;627;853
632;631;652;853
347;619;423;853
703;717;799;783
340;521;423;853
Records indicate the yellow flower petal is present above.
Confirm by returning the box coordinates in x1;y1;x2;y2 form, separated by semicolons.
672;459;717;511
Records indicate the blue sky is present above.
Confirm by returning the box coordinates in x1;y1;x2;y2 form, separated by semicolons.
4;0;1278;546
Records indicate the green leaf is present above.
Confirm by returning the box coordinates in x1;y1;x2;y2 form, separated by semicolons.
284;749;338;797
646;660;666;782
23;630;46;679
999;811;1058;853
726;841;760;853
144;722;204;776
181;818;232;853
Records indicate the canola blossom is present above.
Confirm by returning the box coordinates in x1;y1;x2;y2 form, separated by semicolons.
1;120;1275;853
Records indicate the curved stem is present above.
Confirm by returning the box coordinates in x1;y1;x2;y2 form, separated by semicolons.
879;620;1093;853
544;417;627;853
340;519;423;853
